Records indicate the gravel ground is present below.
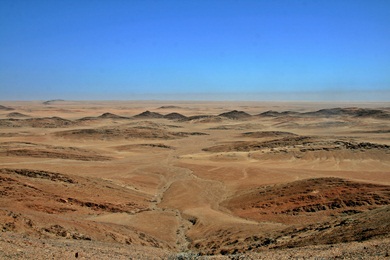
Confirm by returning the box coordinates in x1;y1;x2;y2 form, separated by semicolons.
1;232;389;259
0;232;170;259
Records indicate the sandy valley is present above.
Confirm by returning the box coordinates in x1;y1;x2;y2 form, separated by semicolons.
0;100;389;259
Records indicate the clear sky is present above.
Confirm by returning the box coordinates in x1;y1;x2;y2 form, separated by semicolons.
1;0;390;101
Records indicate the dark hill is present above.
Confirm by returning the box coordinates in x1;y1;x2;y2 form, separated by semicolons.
351;108;390;119
219;110;251;119
6;112;30;118
98;113;129;119
259;110;299;117
303;107;390;119
242;131;298;138
0;117;74;128
133;111;164;119
158;105;182;109
0;105;14;111
304;108;352;117
163;112;187;120
43;99;65;105
185;115;223;123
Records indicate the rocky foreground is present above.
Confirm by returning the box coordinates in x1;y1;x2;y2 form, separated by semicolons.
1;232;389;259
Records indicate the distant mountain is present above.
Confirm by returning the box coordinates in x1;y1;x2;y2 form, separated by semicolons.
43;99;65;105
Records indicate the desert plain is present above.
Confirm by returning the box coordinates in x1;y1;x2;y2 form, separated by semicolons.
0;100;389;259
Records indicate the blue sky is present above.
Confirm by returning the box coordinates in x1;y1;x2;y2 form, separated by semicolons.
1;0;389;100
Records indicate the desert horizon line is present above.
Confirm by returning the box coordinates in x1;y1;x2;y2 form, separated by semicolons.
1;100;389;103
2;89;389;102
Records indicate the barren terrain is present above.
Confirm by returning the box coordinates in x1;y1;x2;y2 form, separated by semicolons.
0;100;389;259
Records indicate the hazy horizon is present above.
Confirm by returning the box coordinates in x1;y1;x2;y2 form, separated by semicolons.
1;90;390;102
